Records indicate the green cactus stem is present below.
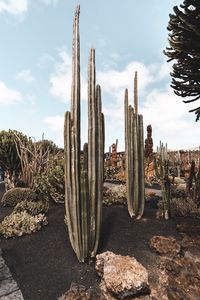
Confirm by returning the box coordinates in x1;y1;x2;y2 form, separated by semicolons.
154;142;171;220
124;71;145;219
64;5;104;262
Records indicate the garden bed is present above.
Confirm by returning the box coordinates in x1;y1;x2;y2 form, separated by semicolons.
0;183;199;300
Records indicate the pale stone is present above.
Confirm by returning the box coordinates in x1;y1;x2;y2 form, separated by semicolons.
0;289;24;300
149;236;181;257
0;262;11;281
58;283;105;300
0;278;18;297
96;251;149;299
176;183;186;191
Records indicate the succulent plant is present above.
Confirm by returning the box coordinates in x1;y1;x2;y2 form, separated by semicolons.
124;72;145;219
0;211;48;238
1;187;38;207
154;142;172;219
64;5;104;262
13;200;49;216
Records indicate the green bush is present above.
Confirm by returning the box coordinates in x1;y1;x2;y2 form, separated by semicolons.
0;211;48;238
33;162;64;203
13;200;49;216
1;188;38;207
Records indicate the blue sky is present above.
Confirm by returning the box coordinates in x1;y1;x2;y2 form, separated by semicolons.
0;0;199;151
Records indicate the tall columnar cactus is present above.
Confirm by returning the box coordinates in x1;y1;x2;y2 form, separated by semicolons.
154;141;171;220
64;5;104;262
124;72;145;219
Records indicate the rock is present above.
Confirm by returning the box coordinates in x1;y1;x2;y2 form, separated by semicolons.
173;177;185;185
181;234;200;251
149;236;181;257
177;223;200;237
96;251;150;299
58;283;105;300
184;248;200;263
176;183;186;191
0;278;19;297
164;257;200;300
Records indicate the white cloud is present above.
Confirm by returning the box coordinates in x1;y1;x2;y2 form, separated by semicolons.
0;0;27;15
16;69;35;83
49;52;199;150
110;52;121;61
141;86;200;150
49;50;87;102
97;61;154;105
40;0;58;6
96;60;199;151
44;115;63;132
0;81;23;105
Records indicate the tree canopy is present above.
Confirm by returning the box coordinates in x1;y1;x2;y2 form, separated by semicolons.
164;0;200;121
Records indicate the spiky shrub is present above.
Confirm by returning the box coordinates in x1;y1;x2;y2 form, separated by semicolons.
33;159;65;204
1;187;38;207
124;72;145;219
64;6;104;262
0;130;31;190
13;200;49;216
0;211;48;238
13;132;60;188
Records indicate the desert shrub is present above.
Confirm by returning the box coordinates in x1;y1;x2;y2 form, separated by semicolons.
103;184;127;206
33;162;64;203
157;197;200;219
170;197;200;218
0;211;48;238
1;188;38;207
171;188;187;199
0;130;29;176
104;166;124;181
13;200;49;216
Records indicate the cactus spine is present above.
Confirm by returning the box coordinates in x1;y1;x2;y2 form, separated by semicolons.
124;72;145;219
64;5;104;262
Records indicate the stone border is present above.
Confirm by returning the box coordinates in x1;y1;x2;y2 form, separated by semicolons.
0;249;24;299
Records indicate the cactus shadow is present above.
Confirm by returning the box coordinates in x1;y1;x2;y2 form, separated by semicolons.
98;209;115;252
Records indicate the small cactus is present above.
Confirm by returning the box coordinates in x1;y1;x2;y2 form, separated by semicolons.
154;142;171;219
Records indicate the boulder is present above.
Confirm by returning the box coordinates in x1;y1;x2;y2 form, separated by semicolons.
58;283;105;300
149;236;181;257
165;257;200;300
96;251;150;299
176;183;186;191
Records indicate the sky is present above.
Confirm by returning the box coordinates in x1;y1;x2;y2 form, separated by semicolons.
0;0;199;151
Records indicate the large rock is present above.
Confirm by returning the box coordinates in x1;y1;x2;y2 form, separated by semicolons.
96;251;150;299
149;236;181;257
165;257;200;300
58;283;105;300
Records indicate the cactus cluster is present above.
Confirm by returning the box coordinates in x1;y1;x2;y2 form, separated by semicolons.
64;5;104;262
124;72;145;219
154;142;171;219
